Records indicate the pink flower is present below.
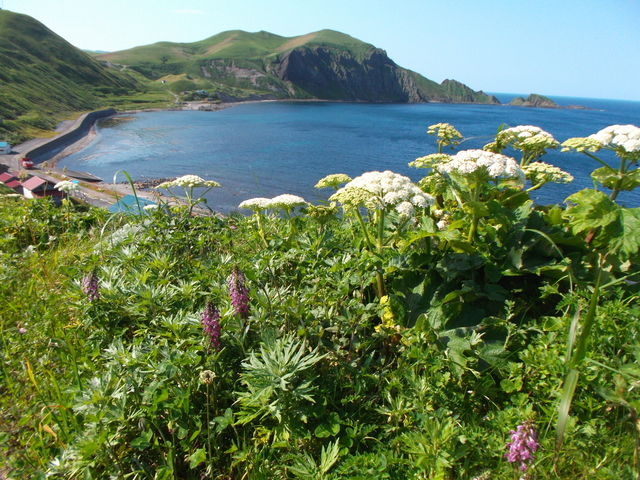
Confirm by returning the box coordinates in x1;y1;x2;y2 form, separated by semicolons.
505;420;539;475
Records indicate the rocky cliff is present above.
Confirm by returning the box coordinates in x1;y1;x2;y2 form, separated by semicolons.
269;46;427;102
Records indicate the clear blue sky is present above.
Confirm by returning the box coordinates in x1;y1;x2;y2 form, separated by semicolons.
5;0;640;101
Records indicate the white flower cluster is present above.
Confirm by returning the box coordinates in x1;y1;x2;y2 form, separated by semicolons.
238;194;307;212
499;125;559;151
314;174;352;189
561;137;603;153
427;123;463;146
54;180;80;192
329;170;434;217
156;175;220;189
409;153;452;169
523;162;574;185
238;197;272;212
589;124;640;153
269;194;307;210
438;150;525;184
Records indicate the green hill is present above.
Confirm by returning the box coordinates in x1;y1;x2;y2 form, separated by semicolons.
0;10;145;143
98;29;498;104
0;11;500;144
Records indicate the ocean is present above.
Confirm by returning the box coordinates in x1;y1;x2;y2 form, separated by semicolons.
59;95;640;213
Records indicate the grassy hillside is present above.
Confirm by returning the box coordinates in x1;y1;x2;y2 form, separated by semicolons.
97;29;493;104
0;10;172;144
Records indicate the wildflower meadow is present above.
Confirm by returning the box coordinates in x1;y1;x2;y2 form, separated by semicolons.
1;123;640;479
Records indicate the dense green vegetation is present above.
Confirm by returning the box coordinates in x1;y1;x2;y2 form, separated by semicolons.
1;123;639;479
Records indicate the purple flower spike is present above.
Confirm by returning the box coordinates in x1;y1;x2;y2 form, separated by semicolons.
505;420;539;475
228;266;250;319
201;302;221;352
82;271;100;302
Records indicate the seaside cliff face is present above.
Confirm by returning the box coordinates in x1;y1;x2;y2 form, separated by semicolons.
270;46;426;102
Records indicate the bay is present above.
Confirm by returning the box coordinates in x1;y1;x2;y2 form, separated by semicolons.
59;96;640;213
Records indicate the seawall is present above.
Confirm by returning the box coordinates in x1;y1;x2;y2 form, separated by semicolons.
23;108;116;162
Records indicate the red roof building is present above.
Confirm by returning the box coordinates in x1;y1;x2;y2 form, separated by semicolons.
21;176;65;202
0;172;22;192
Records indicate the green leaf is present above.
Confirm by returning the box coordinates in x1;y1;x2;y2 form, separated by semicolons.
315;412;341;438
189;448;207;469
131;430;153;450
466;200;490;217
564;189;618;234
592;166;640;191
500;378;523;393
609;207;640;261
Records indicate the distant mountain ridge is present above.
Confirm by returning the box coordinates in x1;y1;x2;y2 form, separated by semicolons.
0;10;501;144
97;29;500;104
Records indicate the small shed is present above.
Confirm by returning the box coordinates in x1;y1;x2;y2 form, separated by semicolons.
108;194;158;215
0;141;11;154
0;171;22;192
21;176;65;203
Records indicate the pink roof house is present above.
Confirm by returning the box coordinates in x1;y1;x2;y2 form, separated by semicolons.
21;176;65;202
0;172;22;192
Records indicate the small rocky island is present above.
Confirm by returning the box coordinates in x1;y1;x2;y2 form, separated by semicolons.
509;93;588;109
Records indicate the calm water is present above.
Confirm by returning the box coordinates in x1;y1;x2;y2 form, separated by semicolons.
60;95;640;213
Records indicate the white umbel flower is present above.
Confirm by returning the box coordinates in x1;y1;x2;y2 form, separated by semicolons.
438;150;525;184
54;180;80;192
156;175;220;189
330;170;434;214
589;124;640;152
238;197;272;211
268;194;307;210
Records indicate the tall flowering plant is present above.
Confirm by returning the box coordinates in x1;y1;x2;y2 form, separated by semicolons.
228;267;250;319
505;420;539;479
562;124;640;201
483;125;572;192
411;149;525;241
329;170;434;297
155;174;221;215
201;302;221;352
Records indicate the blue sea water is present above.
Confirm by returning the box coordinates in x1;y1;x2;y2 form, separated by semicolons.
59;96;640;213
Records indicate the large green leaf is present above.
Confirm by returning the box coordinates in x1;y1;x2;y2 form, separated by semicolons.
564;189;618;234
609;207;640;261
592;166;640;192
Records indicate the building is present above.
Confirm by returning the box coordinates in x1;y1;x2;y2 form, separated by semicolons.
0;141;11;154
21;176;65;203
0;171;22;192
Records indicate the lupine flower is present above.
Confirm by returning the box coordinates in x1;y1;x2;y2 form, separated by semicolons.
82;271;100;302
505;420;539;475
201;302;221;352
228;267;250;319
54;181;80;192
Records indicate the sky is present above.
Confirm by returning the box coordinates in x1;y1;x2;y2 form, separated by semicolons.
4;0;640;101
